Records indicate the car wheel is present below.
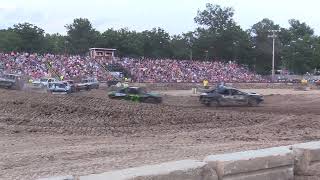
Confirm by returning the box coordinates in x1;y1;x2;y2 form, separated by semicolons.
248;99;258;107
208;100;220;107
144;97;157;104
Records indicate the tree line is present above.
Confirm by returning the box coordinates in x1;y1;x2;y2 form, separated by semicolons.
0;3;320;75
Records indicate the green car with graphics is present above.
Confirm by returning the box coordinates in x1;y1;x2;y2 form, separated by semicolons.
108;87;162;104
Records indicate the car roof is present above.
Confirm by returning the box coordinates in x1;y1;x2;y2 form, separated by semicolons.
50;81;65;84
119;87;141;90
220;86;237;90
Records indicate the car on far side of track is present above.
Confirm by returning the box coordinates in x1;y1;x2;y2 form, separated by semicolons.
108;86;162;104
199;86;263;107
63;80;76;92
0;73;24;90
76;78;99;91
32;77;57;88
47;81;72;94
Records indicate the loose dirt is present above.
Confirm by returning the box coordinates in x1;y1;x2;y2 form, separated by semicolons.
0;88;319;180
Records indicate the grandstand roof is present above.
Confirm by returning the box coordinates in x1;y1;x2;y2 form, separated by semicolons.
89;48;116;51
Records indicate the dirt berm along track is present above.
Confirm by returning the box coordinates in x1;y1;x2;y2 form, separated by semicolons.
1;88;320;179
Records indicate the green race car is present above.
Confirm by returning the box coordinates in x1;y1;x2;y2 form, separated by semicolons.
108;87;162;104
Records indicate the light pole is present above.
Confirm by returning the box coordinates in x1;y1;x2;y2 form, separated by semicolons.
64;41;68;55
268;30;280;81
205;50;209;61
138;57;141;83
233;41;239;61
186;36;193;61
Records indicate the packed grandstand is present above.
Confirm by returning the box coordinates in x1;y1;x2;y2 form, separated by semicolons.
0;53;266;83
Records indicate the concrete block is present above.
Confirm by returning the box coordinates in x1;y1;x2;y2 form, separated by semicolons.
294;176;320;180
79;160;218;180
292;141;320;177
204;146;294;180
37;175;74;180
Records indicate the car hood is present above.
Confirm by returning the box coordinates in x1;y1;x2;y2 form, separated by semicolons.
32;80;41;84
247;92;264;99
108;91;161;97
108;91;116;95
0;78;14;82
146;92;161;97
247;92;261;96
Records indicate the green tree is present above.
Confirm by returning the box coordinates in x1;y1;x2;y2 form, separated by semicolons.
44;33;67;54
281;19;317;74
65;18;99;55
250;18;281;74
171;34;190;59
193;3;252;63
118;29;144;57
100;28;144;57
194;3;235;31
11;23;45;52
0;30;22;52
141;28;172;58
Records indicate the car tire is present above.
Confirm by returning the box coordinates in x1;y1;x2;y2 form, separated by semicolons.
144;97;157;104
248;99;258;107
208;100;220;107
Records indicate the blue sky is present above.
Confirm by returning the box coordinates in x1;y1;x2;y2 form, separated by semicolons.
1;0;319;35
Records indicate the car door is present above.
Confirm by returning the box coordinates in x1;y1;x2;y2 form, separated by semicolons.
219;89;234;106
231;89;247;106
115;88;128;99
127;88;140;101
57;84;65;92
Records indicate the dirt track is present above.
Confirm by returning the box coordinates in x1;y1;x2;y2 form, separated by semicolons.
1;88;320;179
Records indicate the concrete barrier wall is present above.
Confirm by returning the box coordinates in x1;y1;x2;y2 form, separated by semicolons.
37;176;74;180
204;146;294;180
292;142;320;179
79;160;217;180
38;141;320;180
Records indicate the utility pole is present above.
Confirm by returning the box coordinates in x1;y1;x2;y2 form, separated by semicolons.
268;30;280;81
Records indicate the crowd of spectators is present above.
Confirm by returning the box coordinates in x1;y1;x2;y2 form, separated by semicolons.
120;58;265;83
0;53;114;80
0;52;266;83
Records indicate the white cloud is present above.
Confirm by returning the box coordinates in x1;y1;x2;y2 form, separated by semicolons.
0;2;16;10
